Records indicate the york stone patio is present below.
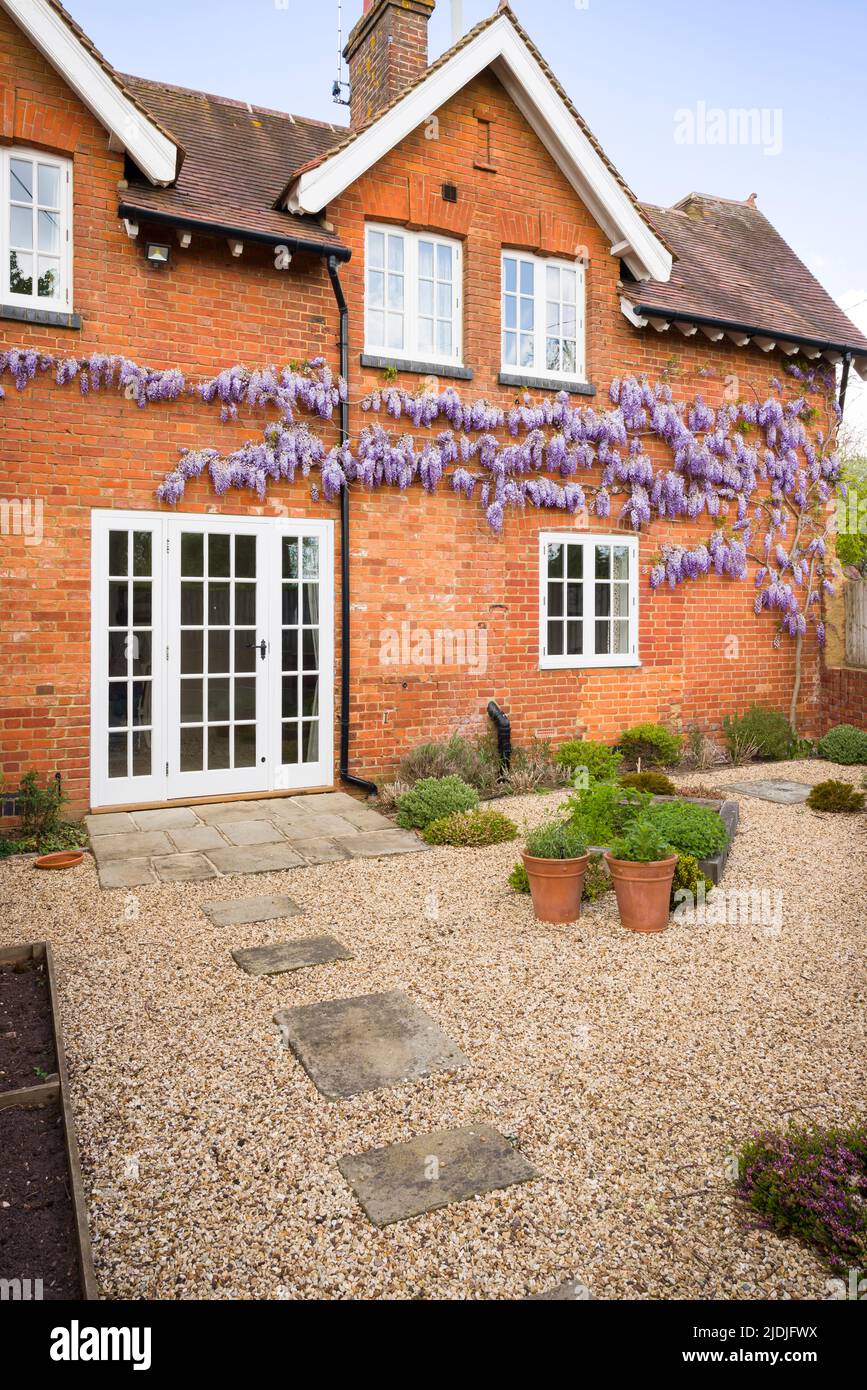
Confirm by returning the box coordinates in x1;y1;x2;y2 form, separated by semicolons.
86;791;424;888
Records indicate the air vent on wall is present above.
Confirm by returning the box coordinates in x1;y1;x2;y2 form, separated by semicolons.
442;183;458;203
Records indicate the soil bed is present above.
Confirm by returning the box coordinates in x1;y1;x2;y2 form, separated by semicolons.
0;959;57;1091
0;1101;82;1298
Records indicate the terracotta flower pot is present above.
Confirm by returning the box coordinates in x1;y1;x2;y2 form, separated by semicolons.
521;851;591;924
604;852;678;932
34;851;84;870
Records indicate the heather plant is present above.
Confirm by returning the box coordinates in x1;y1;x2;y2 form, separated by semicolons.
618;723;684;769
395;776;478;830
555;739;622;784
524;821;587;860
734;1123;867;1273
618;770;676;796
722;705;796;762
817;724;867;765
423;809;517;846
806;780;865;813
646;800;730;858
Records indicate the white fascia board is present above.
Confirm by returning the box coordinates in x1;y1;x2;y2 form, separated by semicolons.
1;0;179;185
289;14;672;284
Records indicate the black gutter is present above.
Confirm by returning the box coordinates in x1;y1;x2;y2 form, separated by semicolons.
629;302;867;360
118;202;351;261
839;351;853;416
327;254;378;798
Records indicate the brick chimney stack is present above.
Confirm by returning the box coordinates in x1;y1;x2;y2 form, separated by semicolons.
345;0;436;129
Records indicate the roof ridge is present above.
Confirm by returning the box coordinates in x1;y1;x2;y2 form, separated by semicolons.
120;72;344;132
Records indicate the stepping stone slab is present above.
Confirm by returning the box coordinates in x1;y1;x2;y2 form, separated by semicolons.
98;858;156;889
206;843;305;876
527;1280;594;1301
91;830;173;861
131;807;199;830
336;829;427;858
292;837;350;864
338;1124;537;1226
152;853;218;883
169;825;228;853
723;778;812;805
221;820;287;846
202;894;301;927
273;989;467;1099
232;935;352;976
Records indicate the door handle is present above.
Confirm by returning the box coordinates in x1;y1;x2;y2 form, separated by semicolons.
246;639;268;660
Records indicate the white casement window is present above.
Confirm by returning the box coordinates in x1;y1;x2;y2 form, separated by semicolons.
539;532;639;669
365;222;463;365
1;148;72;312
502;250;585;381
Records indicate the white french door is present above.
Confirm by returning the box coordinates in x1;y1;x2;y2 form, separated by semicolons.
90;511;334;808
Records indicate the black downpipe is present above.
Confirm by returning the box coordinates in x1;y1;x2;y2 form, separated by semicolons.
839;351;853;416
487;700;512;779
327;255;378;798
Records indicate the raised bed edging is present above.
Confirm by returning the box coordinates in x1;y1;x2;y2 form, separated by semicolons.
0;942;98;1300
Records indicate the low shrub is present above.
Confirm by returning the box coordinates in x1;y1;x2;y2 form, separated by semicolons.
509;861;531;893
0;771;86;856
609;814;675;863
806;780;865;813
618;723;684;770
396;735;501;795
670;853;713;909
722;705;796;762
555;738;622;784
423;808;518;846
619;770;676;796
646;800;730;859
524;821;587;860
674;784;724;802
565;781;646;845
683;725;729;771
395;775;479;830
817;724;867;766
733;1123;867;1273
505;738;565;793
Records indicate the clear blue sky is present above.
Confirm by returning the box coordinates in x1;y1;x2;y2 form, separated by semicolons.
64;0;866;301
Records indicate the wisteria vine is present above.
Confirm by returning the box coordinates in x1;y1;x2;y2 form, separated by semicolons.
0;345;842;699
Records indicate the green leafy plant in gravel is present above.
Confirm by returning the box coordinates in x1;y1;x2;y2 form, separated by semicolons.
423;808;518;846
619;770;676;796
733;1122;867;1274
609;814;675;863
555;739;622;783
817;724;867;765
806;780;865;813
670;853;713;909
395;775;479;830
564;782;645;845
646;800;730;858
618;723;684;769
0;771;88;857
722;705;796;762
524;820;587;860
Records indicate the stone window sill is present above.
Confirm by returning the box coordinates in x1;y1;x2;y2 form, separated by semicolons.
360;353;474;381
499;372;596;396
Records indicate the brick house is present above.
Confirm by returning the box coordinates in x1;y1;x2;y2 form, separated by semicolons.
1;0;866;815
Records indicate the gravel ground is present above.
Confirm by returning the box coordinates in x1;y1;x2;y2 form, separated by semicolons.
0;758;864;1301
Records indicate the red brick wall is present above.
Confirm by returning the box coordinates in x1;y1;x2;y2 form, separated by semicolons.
346;0;435;128
0;15;830;812
821;666;867;730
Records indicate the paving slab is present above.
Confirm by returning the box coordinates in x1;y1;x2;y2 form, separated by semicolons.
336;829;427;858
130;807;199;830
338;1124;537;1226
232;935;352;976
91;830;173;861
292;837;350;864
206;842;306;876
168;825;228;853
337;806;395;831
202;894;301;927
292;791;360;814
85;812;136;837
723;778;812;805
97;858;156;889
527;1280;594;1301
273;989;467;1099
152;853;218;883
195;801;277;824
267;798;321;824
282;813;359;839
221;820;288;847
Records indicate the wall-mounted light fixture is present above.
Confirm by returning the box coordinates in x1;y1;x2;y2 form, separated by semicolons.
145;242;171;266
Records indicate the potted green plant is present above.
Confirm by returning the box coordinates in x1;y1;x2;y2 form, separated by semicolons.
521;821;590;924
605;814;678;933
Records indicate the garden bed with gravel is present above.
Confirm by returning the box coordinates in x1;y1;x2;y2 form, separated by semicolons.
0;758;863;1300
